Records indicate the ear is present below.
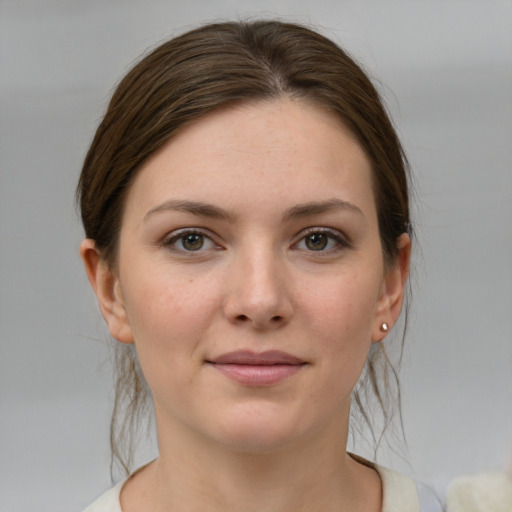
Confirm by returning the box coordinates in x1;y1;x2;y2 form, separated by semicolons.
372;233;411;342
79;239;134;344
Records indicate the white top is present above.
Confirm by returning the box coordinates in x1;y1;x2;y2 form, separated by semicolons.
83;462;422;512
446;473;512;512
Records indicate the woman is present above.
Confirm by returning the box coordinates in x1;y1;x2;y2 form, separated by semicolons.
79;20;416;511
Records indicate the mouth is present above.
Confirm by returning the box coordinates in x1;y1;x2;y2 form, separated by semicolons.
205;350;307;387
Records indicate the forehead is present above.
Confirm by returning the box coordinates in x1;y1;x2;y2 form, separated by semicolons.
124;98;376;221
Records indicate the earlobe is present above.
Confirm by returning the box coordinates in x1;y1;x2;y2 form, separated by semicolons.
79;239;134;344
372;233;411;343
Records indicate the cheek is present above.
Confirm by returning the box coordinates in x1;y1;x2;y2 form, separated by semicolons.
299;269;382;387
121;270;221;361
303;269;380;342
121;272;223;407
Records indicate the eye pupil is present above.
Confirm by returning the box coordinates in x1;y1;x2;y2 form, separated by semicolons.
182;234;204;251
306;233;328;251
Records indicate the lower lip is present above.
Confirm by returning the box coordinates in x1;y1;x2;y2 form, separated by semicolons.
209;363;304;386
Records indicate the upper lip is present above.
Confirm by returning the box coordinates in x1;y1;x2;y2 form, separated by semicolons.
207;350;305;365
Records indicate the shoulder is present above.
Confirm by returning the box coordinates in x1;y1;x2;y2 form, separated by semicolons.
350;453;424;511
446;472;512;512
374;463;422;512
82;481;124;512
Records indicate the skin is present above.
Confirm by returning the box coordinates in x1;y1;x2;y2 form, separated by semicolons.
81;98;410;512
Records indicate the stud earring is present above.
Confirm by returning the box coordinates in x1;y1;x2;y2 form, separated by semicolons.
380;323;389;333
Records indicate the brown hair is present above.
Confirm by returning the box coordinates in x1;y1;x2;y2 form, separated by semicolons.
78;19;412;475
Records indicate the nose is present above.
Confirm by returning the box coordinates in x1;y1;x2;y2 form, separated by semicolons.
222;247;293;330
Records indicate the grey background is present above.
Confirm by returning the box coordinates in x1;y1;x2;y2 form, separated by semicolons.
1;1;511;510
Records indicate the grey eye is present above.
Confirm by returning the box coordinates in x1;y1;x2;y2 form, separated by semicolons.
305;233;329;251
166;231;217;252
295;229;348;253
181;233;205;251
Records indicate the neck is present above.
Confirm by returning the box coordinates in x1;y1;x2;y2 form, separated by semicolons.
121;413;381;512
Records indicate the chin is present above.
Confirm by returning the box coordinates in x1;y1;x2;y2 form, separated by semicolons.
210;405;308;454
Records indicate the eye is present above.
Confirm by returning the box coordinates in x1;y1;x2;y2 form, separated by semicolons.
164;230;218;252
294;229;349;252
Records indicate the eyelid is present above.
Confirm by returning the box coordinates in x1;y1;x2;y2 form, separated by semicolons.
162;227;223;252
293;227;352;251
160;226;350;253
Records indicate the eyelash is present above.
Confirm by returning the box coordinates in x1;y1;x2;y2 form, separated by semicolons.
161;227;351;254
162;229;221;253
293;227;351;254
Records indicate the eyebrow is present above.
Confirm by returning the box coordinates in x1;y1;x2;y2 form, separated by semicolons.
282;198;364;221
144;198;364;223
144;200;235;222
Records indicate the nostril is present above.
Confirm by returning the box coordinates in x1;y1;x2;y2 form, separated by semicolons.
271;316;282;322
236;314;249;321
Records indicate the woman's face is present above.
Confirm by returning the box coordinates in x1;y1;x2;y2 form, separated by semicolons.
86;99;408;453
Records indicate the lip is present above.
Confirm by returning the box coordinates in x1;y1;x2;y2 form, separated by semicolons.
206;350;307;386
